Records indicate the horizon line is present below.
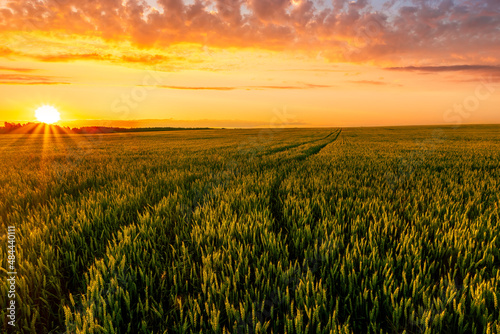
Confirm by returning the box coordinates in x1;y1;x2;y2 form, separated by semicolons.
2;121;500;131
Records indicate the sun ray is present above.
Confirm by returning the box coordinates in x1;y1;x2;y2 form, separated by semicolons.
41;124;51;169
0;131;31;155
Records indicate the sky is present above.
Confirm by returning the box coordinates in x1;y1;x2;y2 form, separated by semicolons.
0;0;499;127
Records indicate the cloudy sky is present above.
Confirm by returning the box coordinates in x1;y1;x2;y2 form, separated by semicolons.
0;0;499;127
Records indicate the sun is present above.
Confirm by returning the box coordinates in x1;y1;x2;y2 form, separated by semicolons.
35;105;61;124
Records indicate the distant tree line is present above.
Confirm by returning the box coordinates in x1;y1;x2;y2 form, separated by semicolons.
0;122;25;133
0;122;212;134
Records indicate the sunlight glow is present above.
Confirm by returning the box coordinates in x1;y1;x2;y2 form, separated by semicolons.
35;105;61;124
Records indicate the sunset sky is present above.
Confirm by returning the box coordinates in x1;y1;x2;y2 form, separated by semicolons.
0;0;499;127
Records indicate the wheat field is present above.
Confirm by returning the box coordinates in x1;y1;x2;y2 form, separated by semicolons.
1;126;499;333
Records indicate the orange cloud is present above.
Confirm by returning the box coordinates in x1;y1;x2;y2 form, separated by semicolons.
35;52;108;62
0;81;69;85
157;85;236;90
386;65;500;73
0;66;38;72
386;65;500;82
0;73;70;84
59;118;309;128
0;0;499;65
349;80;387;85
153;83;334;90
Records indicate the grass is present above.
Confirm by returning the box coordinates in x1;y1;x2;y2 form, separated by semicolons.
0;125;499;333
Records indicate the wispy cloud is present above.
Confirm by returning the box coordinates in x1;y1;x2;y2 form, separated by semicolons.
349;80;387;85
153;83;334;90
59;118;309;128
300;83;334;88
266;68;341;73
0;81;69;85
0;66;38;72
0;73;69;85
157;85;236;90
385;64;500;82
34;53;109;62
386;65;500;73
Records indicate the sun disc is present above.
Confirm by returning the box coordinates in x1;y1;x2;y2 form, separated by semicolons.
35;105;61;124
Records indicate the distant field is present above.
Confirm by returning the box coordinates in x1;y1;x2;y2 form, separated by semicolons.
1;125;499;333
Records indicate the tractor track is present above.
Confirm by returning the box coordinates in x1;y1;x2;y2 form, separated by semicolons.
269;129;342;234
